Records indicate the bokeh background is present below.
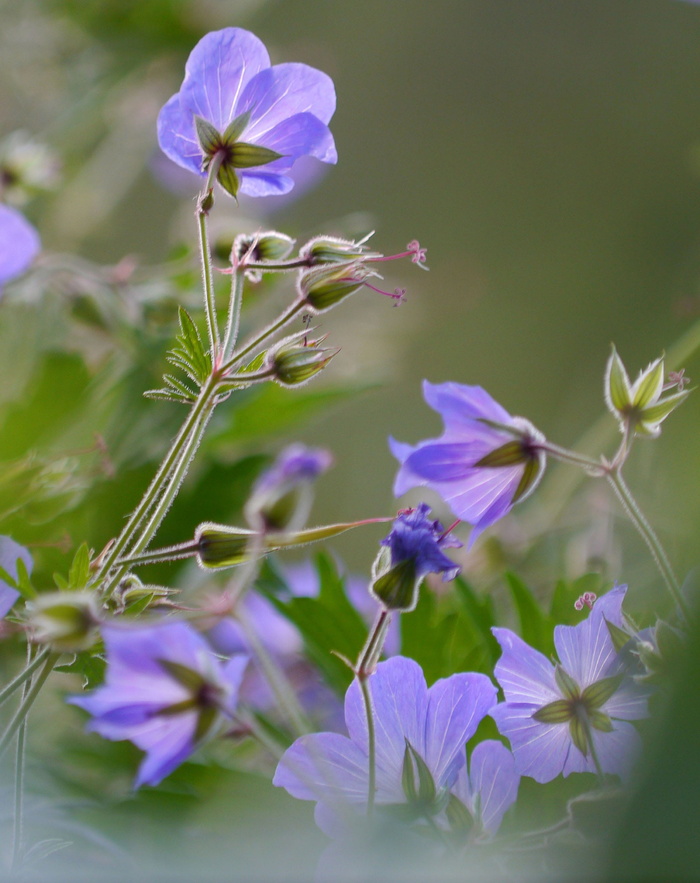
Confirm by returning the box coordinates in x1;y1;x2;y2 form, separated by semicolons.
2;0;700;880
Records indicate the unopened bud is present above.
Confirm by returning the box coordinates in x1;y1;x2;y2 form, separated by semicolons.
195;524;256;569
299;234;375;266
28;591;99;651
266;330;338;387
298;264;368;312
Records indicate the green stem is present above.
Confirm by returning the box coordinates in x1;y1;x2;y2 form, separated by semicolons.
357;608;391;676
538;440;605;474
236;607;310;738
115;540;199;568
607;469;691;622
221;265;245;363
0;646;50;709
197;156;224;357
222;298;307;372
11;650;31;871
100;376;218;596
358;674;376;817
0;652;60;761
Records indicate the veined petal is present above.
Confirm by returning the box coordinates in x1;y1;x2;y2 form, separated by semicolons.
424;673;497;788
554;585;626;687
422;381;513;431
157;95;205;175
178;28;270;132
492;628;559;705
251;113;337;165
133;712;198;787
453;740;519;834
238;170;295;197
241;63;336;136
345;657;428;782
490;702;573;783
273;732;370;804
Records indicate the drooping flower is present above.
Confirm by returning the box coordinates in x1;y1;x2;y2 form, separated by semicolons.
490;585;649;784
0;204;40;289
0;535;32;618
245;443;332;532
157;28;337;198
370;503;462;611
450;740;519;837
273;656;497;836
390;381;546;546
70;621;247;787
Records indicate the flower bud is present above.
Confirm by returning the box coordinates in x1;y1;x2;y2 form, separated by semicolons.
195;524;256;569
299;234;375;266
0;130;60;206
233;231;296;264
28;591;99;651
298;264;366;312
266;330;339;387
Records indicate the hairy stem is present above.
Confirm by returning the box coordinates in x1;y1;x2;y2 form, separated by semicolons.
358;674;376;817
0;646;50;709
0;652;60;761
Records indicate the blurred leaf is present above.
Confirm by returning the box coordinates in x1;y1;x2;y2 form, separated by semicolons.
505;571;554;657
55;649;106;689
267;553;366;694
68;542;92;590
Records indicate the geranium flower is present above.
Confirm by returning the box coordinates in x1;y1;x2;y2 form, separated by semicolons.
490;585;649;783
390;381;546;546
371;503;462;611
273;656;496;836
157;27;337;198
70;621;247;787
0;535;32;618
0;204;40;289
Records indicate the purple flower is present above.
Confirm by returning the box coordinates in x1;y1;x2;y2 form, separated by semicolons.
371;503;461;611
490;585;649;784
157;28;337;198
450;740;519;836
0;535;32;618
390;381;546;546
245;443;332;532
70;621;247;787
0;204;40;289
273;656;497;836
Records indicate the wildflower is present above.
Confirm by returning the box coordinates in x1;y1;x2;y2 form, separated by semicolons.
70;621;247;787
28;591;99;651
450;740;519;836
273;656;496;835
490;585;649;783
0;536;32;618
390;381;545;546
157;28;336;198
370;503;461;611
0;204;40;289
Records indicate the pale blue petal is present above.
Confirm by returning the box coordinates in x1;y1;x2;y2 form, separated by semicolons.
240;63;336;136
273;732;369;804
157;94;204;175
490;702;572;783
492;628;559;706
0;206;40;288
453;740;519;834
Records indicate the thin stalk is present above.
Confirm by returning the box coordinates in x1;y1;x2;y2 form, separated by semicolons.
357;608;391;676
538;440;605;474
0;646;50;709
115;540;199;569
221;265;245;363
11;648;32;871
358;675;376;817
101;376;218;597
197;157;224;356
607;469;691;621
0;652;60;761
222;298;307;372
234;706;286;760
236;607;310;738
95;378;218;583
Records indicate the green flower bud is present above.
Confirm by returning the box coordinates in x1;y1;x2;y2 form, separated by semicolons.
266;330;338;387
299;234;376;266
28;591;99;651
298;264;366;312
194;524;256;569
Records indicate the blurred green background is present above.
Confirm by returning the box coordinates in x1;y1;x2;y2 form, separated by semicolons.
2;0;700;879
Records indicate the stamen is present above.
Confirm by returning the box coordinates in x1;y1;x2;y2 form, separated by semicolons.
361;280;406;303
574;591;597;611
665;368;690;391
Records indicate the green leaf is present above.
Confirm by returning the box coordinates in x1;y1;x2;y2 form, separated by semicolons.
505;571;554;656
475;440;528;468
194;115;222;156
632;357;664;409
68;542;91;590
55;649;106;689
533;699;573;724
216;162;240;199
581;674;624;709
222;110;251;144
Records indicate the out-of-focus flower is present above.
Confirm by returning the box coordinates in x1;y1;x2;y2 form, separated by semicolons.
70;622;247;787
604;346;690;439
245;443;332;533
0;130;60;205
449;740;519;837
273;656;496;836
0;204;40;289
490;585;649;783
390;381;546;546
27;590;99;651
0;536;32;618
370;503;461;611
157;28;336;198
